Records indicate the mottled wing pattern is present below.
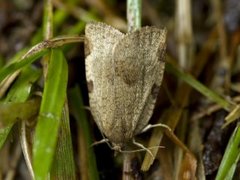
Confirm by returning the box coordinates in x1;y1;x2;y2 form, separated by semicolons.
85;22;167;146
112;27;167;140
85;22;124;136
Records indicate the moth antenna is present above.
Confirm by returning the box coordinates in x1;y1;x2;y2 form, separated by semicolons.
120;145;164;153
99;130;114;150
90;138;109;147
141;123;172;133
83;106;91;112
90;130;115;150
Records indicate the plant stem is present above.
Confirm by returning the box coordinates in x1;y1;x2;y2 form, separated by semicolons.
122;0;142;179
42;0;53;77
127;0;142;32
122;153;134;180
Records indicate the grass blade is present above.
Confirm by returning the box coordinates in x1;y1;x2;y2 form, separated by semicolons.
0;98;40;127
69;86;99;180
0;67;41;148
0;36;83;85
216;123;240;180
33;49;68;180
50;103;76;180
166;62;233;110
0;47;48;83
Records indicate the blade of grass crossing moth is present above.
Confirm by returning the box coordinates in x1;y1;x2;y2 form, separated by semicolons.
166;62;240;125
166;63;233;110
216;123;240;180
50;103;76;180
0;66;41;148
33;49;68;180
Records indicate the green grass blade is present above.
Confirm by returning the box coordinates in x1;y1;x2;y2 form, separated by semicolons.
0;126;12;148
216;123;240;180
5;67;41;102
0;98;40;127
69;86;99;180
0;48;29;70
50;104;76;180
0;48;33;98
0;48;49;83
0;55;4;69
225;154;240;180
33;49;68;180
0;36;83;85
0;67;41;148
6;48;29;65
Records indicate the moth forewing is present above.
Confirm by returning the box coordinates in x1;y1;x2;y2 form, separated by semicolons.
85;22;124;133
85;22;167;150
112;27;167;136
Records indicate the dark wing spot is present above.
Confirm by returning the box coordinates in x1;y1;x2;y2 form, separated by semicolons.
115;59;141;85
122;71;139;85
157;43;166;62
151;83;160;99
87;80;94;93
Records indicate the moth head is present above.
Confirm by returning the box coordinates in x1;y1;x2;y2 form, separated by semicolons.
111;142;124;152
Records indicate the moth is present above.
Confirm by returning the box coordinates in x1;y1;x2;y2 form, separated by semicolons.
85;22;167;152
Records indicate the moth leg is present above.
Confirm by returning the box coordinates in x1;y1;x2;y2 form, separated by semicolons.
141;123;172;133
91;138;109;147
132;138;154;160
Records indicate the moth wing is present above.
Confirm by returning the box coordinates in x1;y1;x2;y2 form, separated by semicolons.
85;22;124;134
85;22;124;57
112;27;167;139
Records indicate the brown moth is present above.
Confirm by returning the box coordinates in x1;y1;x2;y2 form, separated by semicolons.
85;22;167;151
